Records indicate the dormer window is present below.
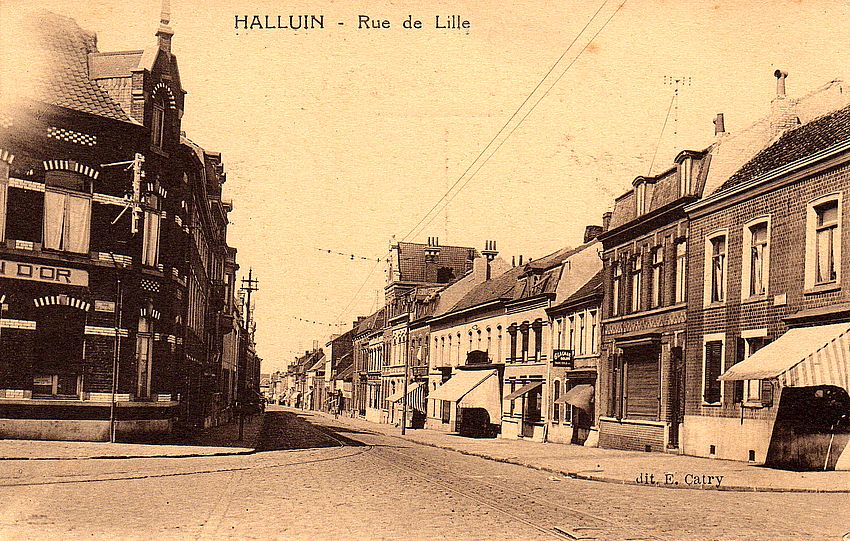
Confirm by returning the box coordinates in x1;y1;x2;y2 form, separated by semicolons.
151;96;166;147
678;156;694;196
635;181;647;215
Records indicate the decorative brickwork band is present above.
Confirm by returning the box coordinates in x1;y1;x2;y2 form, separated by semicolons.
47;126;97;147
42;159;100;180
33;295;90;311
140;306;161;320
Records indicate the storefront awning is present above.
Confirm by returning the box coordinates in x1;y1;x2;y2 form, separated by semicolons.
554;384;594;412
386;381;424;403
504;380;543;401
719;322;850;391
429;370;497;403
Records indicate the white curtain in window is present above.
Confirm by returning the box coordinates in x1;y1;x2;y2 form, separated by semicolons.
142;211;161;266
65;195;90;253
816;228;833;283
43;190;65;250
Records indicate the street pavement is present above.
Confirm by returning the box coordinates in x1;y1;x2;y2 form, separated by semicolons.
0;406;847;540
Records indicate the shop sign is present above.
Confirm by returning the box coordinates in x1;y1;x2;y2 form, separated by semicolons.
0;259;88;287
552;349;574;368
94;300;115;313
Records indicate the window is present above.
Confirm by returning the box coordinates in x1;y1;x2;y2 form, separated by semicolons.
650;246;664;308
590;310;598;354
816;202;839;284
612;261;622;316
679;156;693;196
136;314;154;399
806;195;842;290
509;325;517;361
703;336;724;405
742;220;770;298
705;233;727;304
33;305;85;398
630;253;642;312
675;242;687;303
635;181;647;215
568;316;575;352
152;97;166;147
525;383;542;422
520;322;530;361
552;380;561;423
562;381;574;424
577;313;586;355
509;380;516;415
142;195;161;267
0;160;8;243
497;326;503;361
43;187;91;254
532;320;542;360
744;337;766;402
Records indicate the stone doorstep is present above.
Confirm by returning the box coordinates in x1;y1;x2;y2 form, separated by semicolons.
320;411;850;494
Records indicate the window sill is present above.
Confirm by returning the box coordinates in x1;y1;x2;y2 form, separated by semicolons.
701;401;722;407
704;301;726;310
804;282;841;295
741;401;765;409
742;294;768;304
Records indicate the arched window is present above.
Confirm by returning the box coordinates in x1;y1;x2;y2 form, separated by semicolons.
151;95;166;147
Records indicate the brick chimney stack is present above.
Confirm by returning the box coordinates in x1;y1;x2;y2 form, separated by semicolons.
602;211;612;232
584;225;603;243
770;69;799;136
482;240;498;280
714;113;725;136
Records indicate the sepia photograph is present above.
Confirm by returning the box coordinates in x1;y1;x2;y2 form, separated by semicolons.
1;0;850;539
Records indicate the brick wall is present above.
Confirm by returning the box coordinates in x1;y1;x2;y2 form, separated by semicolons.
686;157;850;421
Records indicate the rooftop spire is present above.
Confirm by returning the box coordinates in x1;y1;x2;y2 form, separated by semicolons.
156;0;174;53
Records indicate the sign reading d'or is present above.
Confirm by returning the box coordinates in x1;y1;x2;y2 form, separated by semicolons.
0;259;88;287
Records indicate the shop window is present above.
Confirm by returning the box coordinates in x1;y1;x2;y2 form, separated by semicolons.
524;384;542;423
552;380;560;423
136;314;154;399
563;381;574;424
33;305;85;398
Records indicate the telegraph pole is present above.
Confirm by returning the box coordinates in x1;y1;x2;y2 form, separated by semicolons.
238;269;259;440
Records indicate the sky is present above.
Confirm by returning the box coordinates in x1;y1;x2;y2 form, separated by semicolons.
5;0;850;372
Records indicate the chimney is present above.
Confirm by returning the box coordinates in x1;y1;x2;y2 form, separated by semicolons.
512;256;516;267
482;240;498;280
584;225;603;243
770;69;799;136
774;69;788;98
602;211;612;232
713;113;725;135
156;0;174;53
424;236;441;260
519;255;524;266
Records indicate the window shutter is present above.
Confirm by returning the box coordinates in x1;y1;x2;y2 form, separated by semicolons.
704;341;722;404
761;380;774;407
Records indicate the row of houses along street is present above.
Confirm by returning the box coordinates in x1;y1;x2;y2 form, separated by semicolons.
0;9;262;442
275;70;850;471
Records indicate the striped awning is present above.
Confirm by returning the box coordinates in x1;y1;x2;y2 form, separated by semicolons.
719;322;850;391
386;381;424;403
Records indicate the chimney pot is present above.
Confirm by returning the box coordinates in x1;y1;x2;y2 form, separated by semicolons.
774;69;788;98
519;255;524;266
714;113;725;135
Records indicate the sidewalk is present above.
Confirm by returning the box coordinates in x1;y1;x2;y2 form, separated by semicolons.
320;411;850;493
0;413;264;460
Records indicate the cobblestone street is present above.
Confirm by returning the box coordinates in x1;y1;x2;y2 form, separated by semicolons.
0;408;847;540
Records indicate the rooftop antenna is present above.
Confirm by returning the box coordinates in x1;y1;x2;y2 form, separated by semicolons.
649;75;692;175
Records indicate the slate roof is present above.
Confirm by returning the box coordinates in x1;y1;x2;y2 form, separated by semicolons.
18;11;133;123
355;307;386;336
548;269;603;313
720;103;850;191
395;242;477;284
447;244;588;314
